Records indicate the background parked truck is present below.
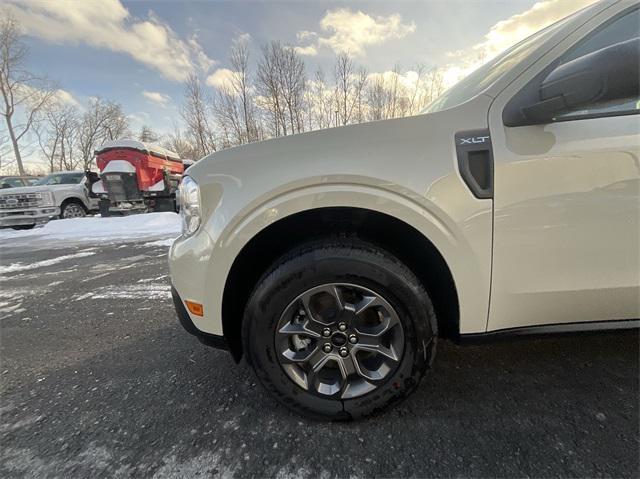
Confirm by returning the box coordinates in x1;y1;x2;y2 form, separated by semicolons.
0;171;99;229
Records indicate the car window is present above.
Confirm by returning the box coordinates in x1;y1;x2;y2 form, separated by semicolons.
1;178;24;187
554;8;639;120
35;173;84;186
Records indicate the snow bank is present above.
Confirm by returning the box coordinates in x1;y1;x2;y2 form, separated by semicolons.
0;212;180;245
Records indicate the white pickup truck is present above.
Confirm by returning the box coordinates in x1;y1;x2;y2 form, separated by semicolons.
169;1;639;419
0;171;99;229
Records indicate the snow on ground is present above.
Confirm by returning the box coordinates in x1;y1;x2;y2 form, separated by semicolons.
143;238;176;247
0;213;180;247
1;251;96;274
73;282;172;301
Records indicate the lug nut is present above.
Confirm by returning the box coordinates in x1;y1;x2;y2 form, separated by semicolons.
322;343;333;353
338;322;347;332
322;328;331;337
339;347;349;357
348;334;358;344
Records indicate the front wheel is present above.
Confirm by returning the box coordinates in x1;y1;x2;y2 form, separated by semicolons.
60;201;87;219
243;238;437;420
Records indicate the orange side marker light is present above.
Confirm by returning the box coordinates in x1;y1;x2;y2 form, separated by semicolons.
185;300;204;317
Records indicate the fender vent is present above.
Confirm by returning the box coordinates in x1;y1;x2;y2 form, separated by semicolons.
455;129;494;199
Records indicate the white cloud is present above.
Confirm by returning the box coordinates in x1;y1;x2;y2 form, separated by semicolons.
13;84;80;111
297;8;416;57
440;0;597;88
367;70;421;91
477;0;597;58
188;34;216;73
4;0;215;82
294;45;318;56
297;30;317;42
234;32;252;45
142;90;171;105
205;68;239;89
41;88;81;109
54;89;77;105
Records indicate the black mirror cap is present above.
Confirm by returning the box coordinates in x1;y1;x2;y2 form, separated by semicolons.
504;38;640;127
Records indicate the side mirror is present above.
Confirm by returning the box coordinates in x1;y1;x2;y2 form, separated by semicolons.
504;38;640;126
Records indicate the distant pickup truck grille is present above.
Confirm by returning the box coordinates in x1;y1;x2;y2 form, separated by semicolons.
0;192;43;209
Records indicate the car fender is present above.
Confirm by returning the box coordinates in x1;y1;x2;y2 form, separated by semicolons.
171;175;491;337
54;188;90;210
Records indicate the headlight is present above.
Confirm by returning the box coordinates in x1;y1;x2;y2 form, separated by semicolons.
40;191;54;207
179;176;201;236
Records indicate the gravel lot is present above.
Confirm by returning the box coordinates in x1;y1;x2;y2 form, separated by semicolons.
1;236;638;478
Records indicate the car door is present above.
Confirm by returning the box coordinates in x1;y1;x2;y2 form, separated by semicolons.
487;4;640;332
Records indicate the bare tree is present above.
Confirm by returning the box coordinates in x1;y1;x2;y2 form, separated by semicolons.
333;54;368;126
77;97;130;170
229;41;259;144
305;68;335;131
281;45;307;134
257;41;286;137
0;13;57;174
177;42;449;152
138;125;159;143
256;42;306;137
423;68;446;107
366;74;389;121
162;123;199;160
35;105;79;172
213;85;243;148
210;41;258;148
181;73;216;159
102;103;129;142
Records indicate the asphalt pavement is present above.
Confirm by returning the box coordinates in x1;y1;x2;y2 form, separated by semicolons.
1;238;638;478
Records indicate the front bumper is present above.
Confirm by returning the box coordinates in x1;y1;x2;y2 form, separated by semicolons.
0;207;60;227
171;286;230;352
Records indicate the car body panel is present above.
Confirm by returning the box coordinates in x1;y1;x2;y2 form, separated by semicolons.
170;96;494;336
487;0;640;330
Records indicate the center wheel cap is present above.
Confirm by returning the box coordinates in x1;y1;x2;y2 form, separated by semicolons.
331;332;347;347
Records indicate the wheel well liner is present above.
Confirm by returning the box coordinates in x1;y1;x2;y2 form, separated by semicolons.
222;207;459;361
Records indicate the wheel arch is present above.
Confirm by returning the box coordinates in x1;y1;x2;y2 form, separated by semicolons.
60;195;88;210
221;207;460;361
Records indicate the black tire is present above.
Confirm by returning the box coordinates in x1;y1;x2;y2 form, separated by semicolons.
60;200;87;219
243;238;437;420
11;224;35;230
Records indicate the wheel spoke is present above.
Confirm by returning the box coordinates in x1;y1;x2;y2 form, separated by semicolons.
355;295;382;315
354;335;399;361
330;285;344;311
306;350;341;395
280;343;318;364
337;354;357;381
278;319;321;338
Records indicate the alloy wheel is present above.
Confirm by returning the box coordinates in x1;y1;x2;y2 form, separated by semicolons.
63;204;86;218
275;283;404;399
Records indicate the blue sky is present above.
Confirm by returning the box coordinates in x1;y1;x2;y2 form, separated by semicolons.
6;0;593;136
